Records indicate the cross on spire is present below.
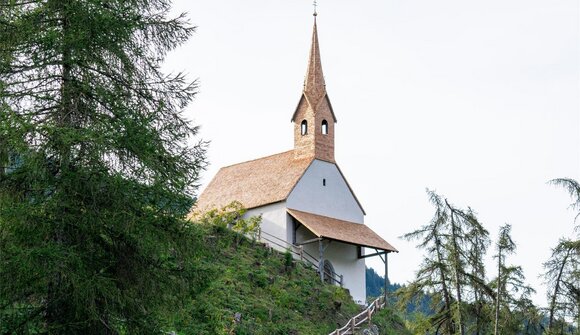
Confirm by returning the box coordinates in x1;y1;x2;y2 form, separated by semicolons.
313;0;318;16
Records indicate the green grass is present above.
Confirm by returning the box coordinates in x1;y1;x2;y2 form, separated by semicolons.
166;224;364;335
358;307;413;335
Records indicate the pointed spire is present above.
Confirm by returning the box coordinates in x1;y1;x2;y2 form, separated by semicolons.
303;15;326;108
291;11;336;124
292;11;337;162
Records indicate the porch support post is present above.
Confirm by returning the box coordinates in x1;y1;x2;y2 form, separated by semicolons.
319;239;324;282
384;252;389;303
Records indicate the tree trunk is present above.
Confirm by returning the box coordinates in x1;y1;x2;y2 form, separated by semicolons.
474;292;481;335
494;249;502;335
548;249;571;331
435;237;454;335
448;210;465;335
47;2;74;328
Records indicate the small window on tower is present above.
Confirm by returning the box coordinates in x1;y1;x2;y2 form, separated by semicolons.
321;120;328;135
301;120;308;135
323;178;326;186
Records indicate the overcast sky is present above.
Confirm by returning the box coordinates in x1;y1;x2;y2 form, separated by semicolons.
166;0;579;306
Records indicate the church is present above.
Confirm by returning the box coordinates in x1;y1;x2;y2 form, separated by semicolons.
194;13;397;304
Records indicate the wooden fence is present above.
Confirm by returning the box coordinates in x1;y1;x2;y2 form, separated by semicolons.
253;228;385;335
328;295;386;335
257;228;343;287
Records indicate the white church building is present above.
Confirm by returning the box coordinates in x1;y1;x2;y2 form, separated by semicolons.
194;15;397;304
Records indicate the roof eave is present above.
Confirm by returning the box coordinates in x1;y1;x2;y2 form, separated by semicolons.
288;209;397;252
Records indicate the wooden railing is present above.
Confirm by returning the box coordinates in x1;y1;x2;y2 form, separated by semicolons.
328;295;386;335
257;228;343;287
253;228;387;335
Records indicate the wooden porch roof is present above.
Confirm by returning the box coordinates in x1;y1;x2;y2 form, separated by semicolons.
287;209;398;253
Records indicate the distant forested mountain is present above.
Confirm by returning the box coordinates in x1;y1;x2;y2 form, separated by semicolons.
366;267;432;315
365;267;400;298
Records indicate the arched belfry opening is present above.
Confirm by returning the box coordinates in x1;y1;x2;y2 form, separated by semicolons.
321;119;328;135
291;14;336;162
301;120;308;135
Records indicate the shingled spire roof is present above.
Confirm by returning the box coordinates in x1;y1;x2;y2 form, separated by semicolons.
291;16;336;122
304;18;325;103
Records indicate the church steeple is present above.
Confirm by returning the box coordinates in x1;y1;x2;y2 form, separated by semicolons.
303;17;326;108
292;14;337;162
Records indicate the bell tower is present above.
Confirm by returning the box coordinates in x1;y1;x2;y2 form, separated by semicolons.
292;13;337;162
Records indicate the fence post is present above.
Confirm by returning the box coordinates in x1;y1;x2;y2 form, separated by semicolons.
299;245;303;261
319;239;324;282
339;274;343;287
350;317;355;332
257;227;261;241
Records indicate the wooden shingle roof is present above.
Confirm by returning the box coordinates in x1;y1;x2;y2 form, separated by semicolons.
195;150;313;211
288;209;398;252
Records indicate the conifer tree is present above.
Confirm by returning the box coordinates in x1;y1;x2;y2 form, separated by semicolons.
401;190;490;335
464;218;492;335
400;190;454;334
547;178;580;333
494;223;516;335
543;239;580;333
491;224;535;334
550;178;580;229
0;1;206;333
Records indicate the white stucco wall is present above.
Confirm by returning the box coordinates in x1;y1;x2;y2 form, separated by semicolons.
296;225;367;304
243;160;369;303
245;201;291;251
287;160;364;223
245;201;368;303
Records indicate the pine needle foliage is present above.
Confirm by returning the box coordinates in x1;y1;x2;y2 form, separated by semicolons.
546;178;580;332
549;178;580;228
543;239;580;333
0;0;206;333
491;224;535;334
399;189;491;335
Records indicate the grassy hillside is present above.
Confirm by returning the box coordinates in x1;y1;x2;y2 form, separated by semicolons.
165;224;410;335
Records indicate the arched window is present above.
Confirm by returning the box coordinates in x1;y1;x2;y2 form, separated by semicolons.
323;260;335;284
321;120;328;135
301;120;308;135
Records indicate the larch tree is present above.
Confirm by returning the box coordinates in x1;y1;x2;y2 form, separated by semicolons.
549;178;580;229
546;178;580;333
0;0;206;333
490;224;535;334
400;190;490;335
494;223;517;335
464;216;493;335
442;197;491;335
399;190;454;334
543;239;580;334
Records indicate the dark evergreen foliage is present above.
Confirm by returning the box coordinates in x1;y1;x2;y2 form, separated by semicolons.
0;0;206;333
365;267;400;298
366;267;434;317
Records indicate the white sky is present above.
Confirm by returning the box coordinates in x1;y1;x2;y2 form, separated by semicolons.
166;0;580;307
